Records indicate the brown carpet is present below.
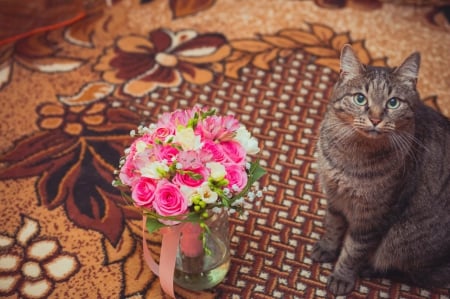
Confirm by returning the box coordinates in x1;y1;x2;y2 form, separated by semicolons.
1;0;450;298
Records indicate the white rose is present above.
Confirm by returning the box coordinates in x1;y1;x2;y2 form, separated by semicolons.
206;162;226;180
135;140;148;153
173;127;202;150
140;161;169;179
235;126;260;154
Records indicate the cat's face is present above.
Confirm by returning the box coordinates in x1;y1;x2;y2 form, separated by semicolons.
329;46;421;140
331;69;415;139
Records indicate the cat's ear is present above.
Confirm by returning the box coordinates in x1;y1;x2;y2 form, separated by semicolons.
394;52;420;86
339;44;365;81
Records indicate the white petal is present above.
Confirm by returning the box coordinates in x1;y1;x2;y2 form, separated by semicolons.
27;240;58;261
0;64;11;89
0;254;20;271
17;217;39;246
177;47;219;57
168;29;197;50
0;275;20;292
21;279;52;298
43;255;79;281
22;261;42;279
0;235;14;249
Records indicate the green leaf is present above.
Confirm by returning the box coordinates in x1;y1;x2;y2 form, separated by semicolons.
187;112;199;129
146;217;165;233
180;170;203;181
201;109;216;119
249;161;266;184
185;212;202;223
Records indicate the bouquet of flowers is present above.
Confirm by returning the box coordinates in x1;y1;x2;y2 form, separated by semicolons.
113;106;266;247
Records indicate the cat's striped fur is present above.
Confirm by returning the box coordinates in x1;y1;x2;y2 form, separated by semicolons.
311;45;450;296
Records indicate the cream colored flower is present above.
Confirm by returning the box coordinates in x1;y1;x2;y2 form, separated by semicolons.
198;182;218;204
141;161;170;179
206;162;226;180
135;140;148;153
174;127;202;150
235;126;260;154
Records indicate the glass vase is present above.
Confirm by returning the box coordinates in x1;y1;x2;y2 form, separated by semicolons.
173;209;230;291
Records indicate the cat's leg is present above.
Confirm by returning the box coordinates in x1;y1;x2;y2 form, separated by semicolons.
327;230;377;296
311;207;347;263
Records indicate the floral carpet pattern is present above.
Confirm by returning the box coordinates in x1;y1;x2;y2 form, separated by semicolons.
1;0;450;298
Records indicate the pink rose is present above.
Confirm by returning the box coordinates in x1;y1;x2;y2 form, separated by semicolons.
153;181;188;218
225;164;248;193
155;144;179;161
132;178;157;207
201;140;226;163
173;166;208;187
221;140;246;165
153;127;174;140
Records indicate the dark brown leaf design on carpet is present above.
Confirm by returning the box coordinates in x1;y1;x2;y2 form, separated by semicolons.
0;103;141;246
64;11;104;48
0;32;85;91
14;33;85;72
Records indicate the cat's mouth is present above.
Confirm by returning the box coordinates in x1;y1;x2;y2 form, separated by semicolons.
358;128;385;139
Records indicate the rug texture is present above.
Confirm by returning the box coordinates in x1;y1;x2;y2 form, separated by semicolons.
1;0;450;298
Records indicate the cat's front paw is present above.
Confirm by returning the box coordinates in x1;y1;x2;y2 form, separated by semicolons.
310;240;339;263
327;273;356;296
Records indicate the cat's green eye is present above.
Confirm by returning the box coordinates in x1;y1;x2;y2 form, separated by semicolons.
353;93;367;106
387;97;401;109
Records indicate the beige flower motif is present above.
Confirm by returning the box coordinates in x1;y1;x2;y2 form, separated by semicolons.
94;28;231;97
37;101;108;136
0;215;80;298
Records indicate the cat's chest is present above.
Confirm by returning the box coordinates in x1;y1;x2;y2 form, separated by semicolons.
319;154;397;221
323;166;372;198
321;151;387;190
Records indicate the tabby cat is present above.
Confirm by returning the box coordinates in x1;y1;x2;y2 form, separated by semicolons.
311;44;450;296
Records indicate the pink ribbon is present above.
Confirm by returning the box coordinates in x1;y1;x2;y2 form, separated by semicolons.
142;216;181;298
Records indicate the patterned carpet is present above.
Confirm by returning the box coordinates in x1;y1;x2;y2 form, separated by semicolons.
1;0;450;298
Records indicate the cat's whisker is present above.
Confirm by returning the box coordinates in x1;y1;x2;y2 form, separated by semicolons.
388;133;415;169
328;125;357;147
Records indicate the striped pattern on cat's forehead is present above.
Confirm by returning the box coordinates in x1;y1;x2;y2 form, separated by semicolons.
363;66;396;99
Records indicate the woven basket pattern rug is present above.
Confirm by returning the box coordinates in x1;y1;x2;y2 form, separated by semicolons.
1;0;450;298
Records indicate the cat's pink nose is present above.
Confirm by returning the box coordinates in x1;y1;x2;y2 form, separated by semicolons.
370;118;382;126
